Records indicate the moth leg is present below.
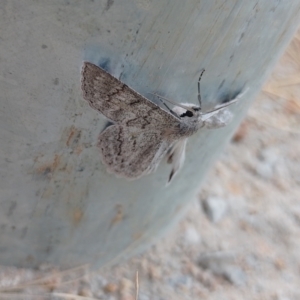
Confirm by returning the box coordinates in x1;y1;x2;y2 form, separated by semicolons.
167;139;187;183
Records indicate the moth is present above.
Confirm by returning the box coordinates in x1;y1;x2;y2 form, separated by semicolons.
81;62;246;183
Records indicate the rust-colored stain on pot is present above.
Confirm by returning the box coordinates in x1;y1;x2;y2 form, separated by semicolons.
34;154;61;179
72;207;84;226
132;231;143;241
65;125;81;148
110;204;124;228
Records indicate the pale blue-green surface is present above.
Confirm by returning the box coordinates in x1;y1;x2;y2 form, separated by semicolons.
0;0;299;268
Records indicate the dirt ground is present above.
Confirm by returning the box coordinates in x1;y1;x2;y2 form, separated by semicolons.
0;31;300;300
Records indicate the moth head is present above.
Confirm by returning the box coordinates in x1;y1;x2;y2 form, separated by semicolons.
172;103;201;119
180;106;201;118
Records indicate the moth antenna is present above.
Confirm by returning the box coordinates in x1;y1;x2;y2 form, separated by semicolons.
202;98;238;122
205;87;248;115
197;69;205;110
207;98;238;114
149;93;194;112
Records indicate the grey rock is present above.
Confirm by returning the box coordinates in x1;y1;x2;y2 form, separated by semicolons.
202;196;228;223
183;226;201;245
256;147;280;179
258;147;279;165
255;161;274;179
168;275;193;289
223;265;247;286
198;251;246;286
198;251;235;274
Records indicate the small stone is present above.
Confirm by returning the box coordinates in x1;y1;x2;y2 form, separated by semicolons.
184;226;201;245
148;265;161;280
255;161;274;179
202;196;228;223
168;275;192;289
223;266;247;286
198;251;234;274
104;282;118;293
198;252;246;286
119;278;134;294
258;147;279;165
78;287;94;297
274;258;286;270
77;280;93;297
255;147;279;179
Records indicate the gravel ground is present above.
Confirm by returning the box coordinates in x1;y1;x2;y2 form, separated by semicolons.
0;32;300;300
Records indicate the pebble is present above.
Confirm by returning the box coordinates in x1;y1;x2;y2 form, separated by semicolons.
198;251;246;286
78;286;94;297
104;282;118;293
184;226;201;245
202;196;228;223
255;161;274;179
255;147;280;179
223;265;247;286
168;275;193;289
198;251;235;273
148;265;161;280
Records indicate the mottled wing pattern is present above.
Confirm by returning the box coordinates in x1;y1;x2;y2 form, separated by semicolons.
81;62;180;130
98;125;172;179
